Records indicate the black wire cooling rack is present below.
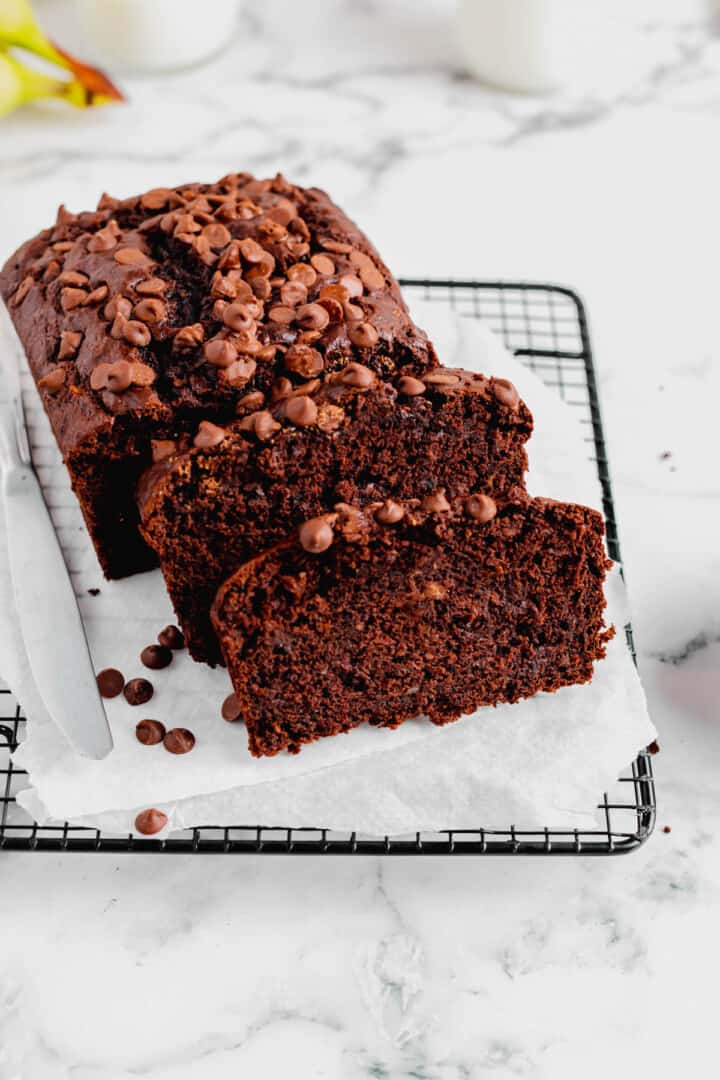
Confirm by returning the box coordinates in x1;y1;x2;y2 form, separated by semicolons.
0;281;656;855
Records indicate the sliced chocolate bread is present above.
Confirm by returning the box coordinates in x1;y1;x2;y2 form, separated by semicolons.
212;494;613;757
137;367;533;663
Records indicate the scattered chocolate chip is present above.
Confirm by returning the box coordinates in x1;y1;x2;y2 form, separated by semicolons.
254;410;281;441
11;276;33;306
397;376;426;397
375;499;405;525
268;304;297;325
663;825;672;834
123;678;154;706
338;274;363;298
647;740;660;755
202;222;232;249
58;270;89;287
221;692;243;722
287;262;317;288
163;727;195;754
280;280;308;307
96;668;125;698
85;284;109;306
223;302;255;332
135;277;167;296
173;323;205;351
285;395;318;427
141;644;173;670
492;377;520;409
158;624;185;650
135;719;166;745
133;298;166;324
299;515;336;554
464;494;497;523
104;294;132;321
320;238;353;254
135;808;168;835
422;490;451;513
88;588;101;596
236;390;266;413
60;287;87;312
194;421;227;449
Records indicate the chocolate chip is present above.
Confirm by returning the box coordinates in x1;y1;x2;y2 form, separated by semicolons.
91;360;132;392
340;362;375;389
280;280;308;307
85;284;109;306
223;358;257;387
135;719;166;745
219;693;241;722
425;370;460;387
173;323;205;351
285;344;324;378
397;376;426;396
299;515;336;554
268;305;297;325
239;237;266;263
297;303;330;331
338;274;363;298
223;302;255;332
104;295;132;321
287;263;317;288
135;808;168;835
163;727;195;754
492;378;520;409
317;297;344;323
11;276;33;306
123;319;152;347
151;439;176;463
422;490;451;513
38;368;66;395
319;238;352;254
358;263;384;291
141;187;175;210
347;322;379;348
194;421;227;449
60;287;87;312
123;678;154;706
465;494;497;523
158;624;185;650
96;668;125;698
285;395;318;427
88;588;101;596
310;253;335;276
236;391;265;413
141;644;173;670
254;410;281;440
59;270;89;287
375;499;405;524
135;277;167;296
133;298;166;324
87;227;118;253
204;338;238;368
202;222;232;249
114;247;151;266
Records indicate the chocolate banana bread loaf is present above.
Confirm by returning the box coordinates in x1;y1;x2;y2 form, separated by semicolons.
0;172;437;578
138;366;533;663
212;495;613;757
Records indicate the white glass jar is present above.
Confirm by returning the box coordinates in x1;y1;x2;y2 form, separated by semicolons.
457;0;588;94
75;0;240;74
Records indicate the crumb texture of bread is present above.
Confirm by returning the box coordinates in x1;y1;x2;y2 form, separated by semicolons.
212;496;613;757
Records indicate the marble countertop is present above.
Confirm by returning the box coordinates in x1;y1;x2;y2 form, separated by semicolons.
0;1;717;1076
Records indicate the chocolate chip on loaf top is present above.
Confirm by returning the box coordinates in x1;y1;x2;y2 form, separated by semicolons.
0;173;437;578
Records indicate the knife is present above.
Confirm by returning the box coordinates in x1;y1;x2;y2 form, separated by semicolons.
0;378;113;760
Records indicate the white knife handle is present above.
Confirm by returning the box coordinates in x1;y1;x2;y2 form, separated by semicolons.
0;398;31;475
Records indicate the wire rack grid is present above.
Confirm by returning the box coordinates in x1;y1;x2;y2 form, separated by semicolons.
0;281;656;855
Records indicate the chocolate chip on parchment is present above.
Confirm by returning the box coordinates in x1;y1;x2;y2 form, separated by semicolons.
135;719;166;745
135;808;168;835
141;644;173;670
96;668;125;698
221;692;243;722
163;728;195;754
158;625;185;650
123;677;154;706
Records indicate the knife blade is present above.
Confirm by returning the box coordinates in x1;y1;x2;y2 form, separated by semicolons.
0;388;113;760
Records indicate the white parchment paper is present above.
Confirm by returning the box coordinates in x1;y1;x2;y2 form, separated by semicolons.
0;302;656;835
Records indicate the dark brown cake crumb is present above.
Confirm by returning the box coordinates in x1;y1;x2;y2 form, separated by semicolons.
96;668;124;698
123;678;154;706
135;719;166;745
163;728;195;754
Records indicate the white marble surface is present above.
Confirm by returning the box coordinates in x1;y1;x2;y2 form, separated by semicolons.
0;1;718;1076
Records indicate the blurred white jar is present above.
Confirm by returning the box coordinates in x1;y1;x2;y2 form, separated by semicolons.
457;0;589;94
76;0;240;74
